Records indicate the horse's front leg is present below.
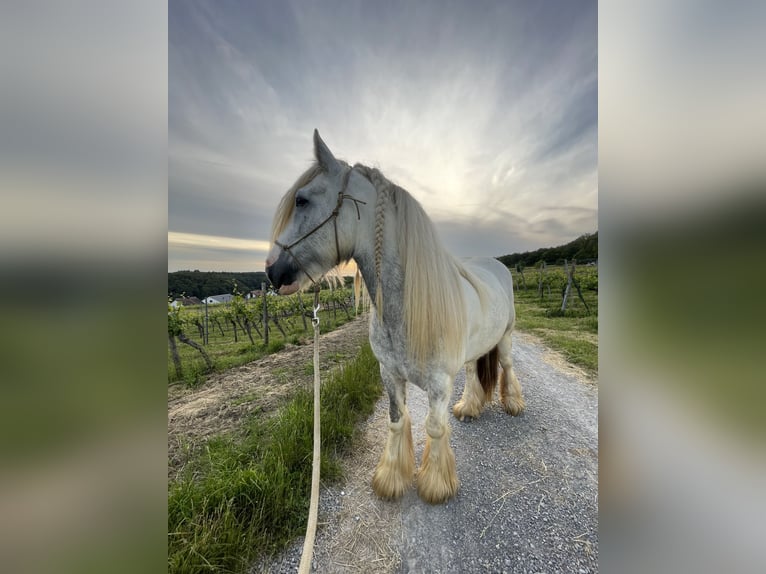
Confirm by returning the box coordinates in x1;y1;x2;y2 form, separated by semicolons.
418;372;459;504
372;366;415;500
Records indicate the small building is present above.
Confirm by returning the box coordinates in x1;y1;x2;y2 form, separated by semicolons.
203;294;234;305
170;296;203;308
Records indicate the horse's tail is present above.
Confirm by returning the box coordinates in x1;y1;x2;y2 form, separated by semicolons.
476;346;499;401
354;269;362;314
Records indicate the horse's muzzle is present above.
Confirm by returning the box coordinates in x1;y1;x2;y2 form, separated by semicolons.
265;252;300;294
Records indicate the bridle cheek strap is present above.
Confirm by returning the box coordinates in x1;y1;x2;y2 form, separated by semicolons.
274;167;366;287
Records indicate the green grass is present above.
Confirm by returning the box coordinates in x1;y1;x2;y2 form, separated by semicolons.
168;342;382;574
541;333;598;372
511;267;598;376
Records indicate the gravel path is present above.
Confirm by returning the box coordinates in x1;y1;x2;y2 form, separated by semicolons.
259;331;598;574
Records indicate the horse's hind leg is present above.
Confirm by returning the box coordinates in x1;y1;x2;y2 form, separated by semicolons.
498;330;525;416
418;372;459;504
452;361;485;421
372;366;415;500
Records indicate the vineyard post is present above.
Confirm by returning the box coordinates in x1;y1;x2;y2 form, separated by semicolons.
516;262;527;291
561;259;574;312
204;299;209;345
297;292;308;332
168;334;182;379
571;259;591;314
262;282;269;346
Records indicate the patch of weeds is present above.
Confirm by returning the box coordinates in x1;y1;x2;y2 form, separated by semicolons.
230;392;260;406
267;340;286;354
272;367;291;385
183;367;206;389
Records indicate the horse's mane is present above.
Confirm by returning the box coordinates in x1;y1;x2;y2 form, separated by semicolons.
353;164;488;366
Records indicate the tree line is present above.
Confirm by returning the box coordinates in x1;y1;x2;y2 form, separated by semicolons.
168;270;269;299
169;232;597;299
497;231;597;269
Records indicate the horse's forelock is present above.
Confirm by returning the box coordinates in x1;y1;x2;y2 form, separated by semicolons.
270;163;323;243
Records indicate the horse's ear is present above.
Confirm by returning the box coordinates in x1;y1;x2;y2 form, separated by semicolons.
313;129;340;174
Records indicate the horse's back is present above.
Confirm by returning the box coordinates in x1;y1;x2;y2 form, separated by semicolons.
459;256;516;346
461;256;514;298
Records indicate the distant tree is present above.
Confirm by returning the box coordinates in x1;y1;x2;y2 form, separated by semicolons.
497;231;597;269
168;270;269;299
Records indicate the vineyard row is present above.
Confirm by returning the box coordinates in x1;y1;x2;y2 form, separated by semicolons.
167;288;357;382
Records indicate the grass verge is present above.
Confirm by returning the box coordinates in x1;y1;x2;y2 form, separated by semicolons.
168;342;382;574
512;279;598;376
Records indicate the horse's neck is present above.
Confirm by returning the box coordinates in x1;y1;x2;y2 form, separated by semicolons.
353;217;405;328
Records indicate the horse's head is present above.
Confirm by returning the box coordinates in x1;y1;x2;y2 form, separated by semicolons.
266;130;367;294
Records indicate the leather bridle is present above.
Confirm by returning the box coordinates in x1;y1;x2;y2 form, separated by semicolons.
273;167;366;286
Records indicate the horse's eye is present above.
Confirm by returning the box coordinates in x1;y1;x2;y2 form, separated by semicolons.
295;196;308;208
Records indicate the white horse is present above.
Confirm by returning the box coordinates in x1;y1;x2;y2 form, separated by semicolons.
266;130;524;504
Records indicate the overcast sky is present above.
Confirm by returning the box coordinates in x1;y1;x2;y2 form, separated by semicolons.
169;0;597;272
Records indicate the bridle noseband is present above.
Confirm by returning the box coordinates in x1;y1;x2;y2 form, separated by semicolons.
274;167;366;286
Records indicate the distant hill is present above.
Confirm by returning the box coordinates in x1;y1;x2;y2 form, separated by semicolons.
168;270;269;299
497;232;597;268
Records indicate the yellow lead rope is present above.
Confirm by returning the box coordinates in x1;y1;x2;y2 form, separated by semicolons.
298;300;322;574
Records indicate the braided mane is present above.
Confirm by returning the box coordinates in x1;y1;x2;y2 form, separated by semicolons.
353;164;487;367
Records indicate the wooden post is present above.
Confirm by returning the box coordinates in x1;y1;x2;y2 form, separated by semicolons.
262;282;269;346
571;259;591;314
297;293;308;333
204;299;209;345
168;334;182;379
515;263;527;291
561;259;574;312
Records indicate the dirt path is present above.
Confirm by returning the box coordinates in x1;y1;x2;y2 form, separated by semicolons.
261;331;598;574
167;316;370;479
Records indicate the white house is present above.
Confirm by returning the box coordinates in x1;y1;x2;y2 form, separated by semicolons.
170;296;203;308
203;294;234;305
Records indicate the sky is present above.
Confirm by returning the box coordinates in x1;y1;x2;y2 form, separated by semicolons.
169;0;597;272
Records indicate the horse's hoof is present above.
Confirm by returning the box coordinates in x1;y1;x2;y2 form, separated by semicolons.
417;436;459;504
372;465;412;500
452;400;480;422
501;396;525;416
416;474;459;504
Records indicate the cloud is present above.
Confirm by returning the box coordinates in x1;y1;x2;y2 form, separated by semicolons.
169;0;598;271
168;232;270;253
